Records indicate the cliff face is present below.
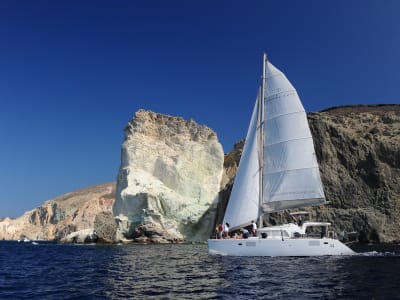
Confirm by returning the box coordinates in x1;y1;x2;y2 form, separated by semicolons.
220;105;400;243
310;105;400;243
2;105;398;244
0;182;115;242
113;110;224;243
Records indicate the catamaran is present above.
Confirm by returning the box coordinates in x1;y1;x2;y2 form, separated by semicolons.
208;54;354;256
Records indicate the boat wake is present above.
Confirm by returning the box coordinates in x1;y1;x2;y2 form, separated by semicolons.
356;251;400;257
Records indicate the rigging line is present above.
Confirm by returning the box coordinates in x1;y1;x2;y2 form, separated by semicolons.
256;120;265;131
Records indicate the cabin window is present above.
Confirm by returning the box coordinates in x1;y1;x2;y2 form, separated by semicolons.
309;241;320;246
266;230;289;238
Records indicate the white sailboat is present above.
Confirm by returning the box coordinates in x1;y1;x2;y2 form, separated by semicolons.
208;54;354;256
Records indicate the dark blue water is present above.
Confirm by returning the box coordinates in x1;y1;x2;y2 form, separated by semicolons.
1;242;399;299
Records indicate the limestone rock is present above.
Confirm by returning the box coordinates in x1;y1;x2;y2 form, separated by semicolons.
61;229;98;243
113;110;224;242
0;182;115;242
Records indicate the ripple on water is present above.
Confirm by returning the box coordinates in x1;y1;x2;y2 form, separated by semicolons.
1;242;400;299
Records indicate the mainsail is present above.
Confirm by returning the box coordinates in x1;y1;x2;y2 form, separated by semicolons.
223;57;325;229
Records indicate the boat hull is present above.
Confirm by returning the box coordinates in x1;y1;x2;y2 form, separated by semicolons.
208;238;355;256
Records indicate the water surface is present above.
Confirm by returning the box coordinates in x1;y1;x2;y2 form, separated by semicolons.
1;242;399;299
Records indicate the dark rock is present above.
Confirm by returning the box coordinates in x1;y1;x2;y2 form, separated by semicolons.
93;212;117;243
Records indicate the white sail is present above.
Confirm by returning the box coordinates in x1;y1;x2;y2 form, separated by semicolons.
223;59;325;228
222;92;261;229
262;62;325;212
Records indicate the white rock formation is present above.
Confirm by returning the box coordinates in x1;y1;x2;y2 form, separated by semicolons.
62;228;98;243
113;110;224;242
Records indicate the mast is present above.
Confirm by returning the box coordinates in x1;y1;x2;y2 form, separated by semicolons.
258;53;267;228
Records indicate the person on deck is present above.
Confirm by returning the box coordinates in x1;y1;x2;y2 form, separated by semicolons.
297;216;303;226
223;223;229;239
251;220;257;237
218;224;223;239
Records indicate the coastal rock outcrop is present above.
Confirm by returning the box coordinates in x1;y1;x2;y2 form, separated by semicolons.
0;182;115;242
2;105;398;244
113;110;224;243
310;105;400;243
219;105;400;243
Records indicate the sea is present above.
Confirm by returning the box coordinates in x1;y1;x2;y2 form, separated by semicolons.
1;242;399;299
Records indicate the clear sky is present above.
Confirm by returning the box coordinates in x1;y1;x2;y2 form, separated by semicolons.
1;0;399;218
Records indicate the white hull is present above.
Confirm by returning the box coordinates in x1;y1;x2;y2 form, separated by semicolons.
208;237;355;256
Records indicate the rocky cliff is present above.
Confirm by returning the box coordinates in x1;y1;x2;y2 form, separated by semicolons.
113;110;224;243
2;105;398;244
218;105;400;243
0;182;116;242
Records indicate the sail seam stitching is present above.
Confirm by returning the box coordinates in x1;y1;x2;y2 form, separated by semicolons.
266;136;312;147
265;110;306;122
264;166;320;175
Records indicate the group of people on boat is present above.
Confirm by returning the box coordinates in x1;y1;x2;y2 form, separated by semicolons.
214;220;258;239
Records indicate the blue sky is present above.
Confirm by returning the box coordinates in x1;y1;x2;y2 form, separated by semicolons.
1;0;399;217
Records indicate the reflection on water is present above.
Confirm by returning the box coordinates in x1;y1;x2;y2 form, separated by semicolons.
105;244;223;299
103;244;400;299
1;242;400;299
